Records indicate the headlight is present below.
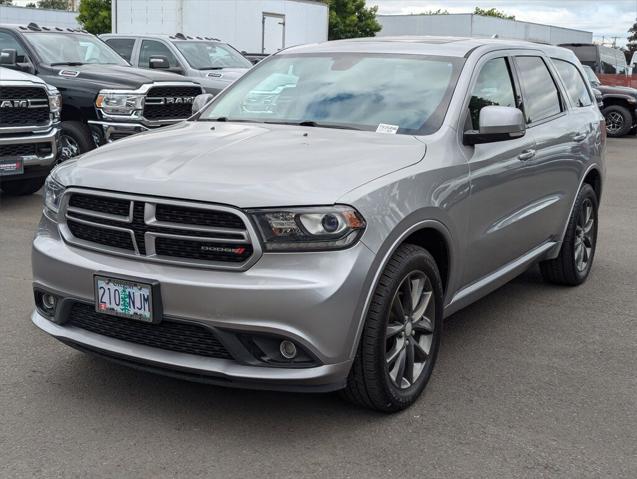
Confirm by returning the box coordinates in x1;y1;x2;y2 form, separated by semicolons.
47;88;62;112
96;91;144;116
43;174;65;217
250;206;366;252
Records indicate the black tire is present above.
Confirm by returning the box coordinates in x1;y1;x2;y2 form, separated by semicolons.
0;176;46;196
59;121;94;162
602;105;633;137
540;184;598;286
629;126;637;136
341;244;443;412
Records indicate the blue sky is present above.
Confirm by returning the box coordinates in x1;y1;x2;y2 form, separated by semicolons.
370;0;637;47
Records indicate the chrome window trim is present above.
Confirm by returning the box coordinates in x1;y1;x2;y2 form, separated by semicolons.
58;188;262;271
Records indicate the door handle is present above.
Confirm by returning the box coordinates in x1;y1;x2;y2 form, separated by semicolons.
573;132;587;142
518;149;536;161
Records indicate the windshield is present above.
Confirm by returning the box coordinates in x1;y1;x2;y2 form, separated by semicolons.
199;53;464;135
174;41;252;69
26;33;129;66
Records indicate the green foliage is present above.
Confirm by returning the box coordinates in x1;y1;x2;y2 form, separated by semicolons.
26;2;37;7
474;7;515;20
0;0;14;5
412;9;449;16
37;0;70;9
328;0;382;41
626;21;637;64
77;0;111;35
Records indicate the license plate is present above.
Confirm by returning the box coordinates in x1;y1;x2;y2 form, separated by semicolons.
0;158;24;176
94;275;159;323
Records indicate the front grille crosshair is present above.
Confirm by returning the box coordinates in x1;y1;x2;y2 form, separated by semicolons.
63;192;254;266
143;86;202;121
67;302;233;360
0;86;50;127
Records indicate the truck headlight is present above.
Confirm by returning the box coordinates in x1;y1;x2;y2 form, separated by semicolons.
250;206;366;251
43;174;65;217
47;87;62;121
96;91;144;116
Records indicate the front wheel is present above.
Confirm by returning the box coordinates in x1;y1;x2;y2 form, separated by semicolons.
59;121;95;162
602;105;633;137
540;184;598;286
341;244;443;412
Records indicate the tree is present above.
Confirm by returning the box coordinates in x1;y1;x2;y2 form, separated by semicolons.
0;0;14;5
328;0;381;41
77;0;111;35
413;9;449;16
626;20;637;65
474;7;515;20
37;0;71;9
26;2;37;6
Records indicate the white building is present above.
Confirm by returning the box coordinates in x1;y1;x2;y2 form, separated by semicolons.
111;0;329;54
377;14;593;45
0;4;81;29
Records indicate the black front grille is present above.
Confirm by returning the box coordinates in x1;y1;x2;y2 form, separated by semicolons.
68;193;131;216
67;302;233;360
0;143;35;157
0;86;50;127
143;86;202;121
64;193;252;265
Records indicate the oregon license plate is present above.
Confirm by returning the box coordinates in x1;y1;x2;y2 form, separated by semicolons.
94;275;158;323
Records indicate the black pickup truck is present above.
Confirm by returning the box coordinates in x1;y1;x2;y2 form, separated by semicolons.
0;23;203;161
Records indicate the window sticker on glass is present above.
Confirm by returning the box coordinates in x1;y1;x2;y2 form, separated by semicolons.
376;124;399;134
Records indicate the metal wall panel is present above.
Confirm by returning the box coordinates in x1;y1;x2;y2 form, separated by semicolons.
0;4;81;29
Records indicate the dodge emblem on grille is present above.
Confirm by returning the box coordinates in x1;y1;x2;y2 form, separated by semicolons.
0;99;48;109
145;96;196;105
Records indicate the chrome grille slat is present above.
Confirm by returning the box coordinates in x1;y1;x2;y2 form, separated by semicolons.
59;189;261;270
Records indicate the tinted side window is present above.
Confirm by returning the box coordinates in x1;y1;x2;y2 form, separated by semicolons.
468;57;516;129
515;56;562;123
139;40;179;68
105;38;135;62
553;59;592;107
0;32;29;63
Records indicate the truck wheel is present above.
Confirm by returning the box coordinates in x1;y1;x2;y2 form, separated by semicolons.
59;121;95;162
341;244;443;412
602;105;632;137
0;177;46;196
540;184;598;286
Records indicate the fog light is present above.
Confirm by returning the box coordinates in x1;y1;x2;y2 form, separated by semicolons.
279;340;297;359
41;293;57;312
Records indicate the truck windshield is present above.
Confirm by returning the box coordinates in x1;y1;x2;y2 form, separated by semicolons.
26;33;129;66
173;41;252;70
199;53;464;135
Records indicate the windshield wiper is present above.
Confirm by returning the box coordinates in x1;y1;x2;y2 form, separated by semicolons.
50;62;85;66
264;120;362;131
199;67;224;70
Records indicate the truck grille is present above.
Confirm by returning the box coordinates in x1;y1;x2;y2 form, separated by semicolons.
67;302;233;360
143;86;202;121
63;191;255;268
0;142;53;158
0;86;50;127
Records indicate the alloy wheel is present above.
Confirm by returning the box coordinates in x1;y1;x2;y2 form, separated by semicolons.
59;134;80;162
606;111;625;135
575;198;595;272
385;271;435;389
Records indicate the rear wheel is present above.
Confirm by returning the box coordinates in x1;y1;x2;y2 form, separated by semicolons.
341;244;443;412
540;184;598;286
0;176;46;196
602;105;633;137
59;121;95;162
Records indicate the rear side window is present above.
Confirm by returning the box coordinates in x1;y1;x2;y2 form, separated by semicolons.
552;59;592;107
105;38;135;62
468;57;516;129
139;40;179;68
515;56;562;123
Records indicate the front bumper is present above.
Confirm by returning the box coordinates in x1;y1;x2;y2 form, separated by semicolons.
0;126;59;180
32;214;376;392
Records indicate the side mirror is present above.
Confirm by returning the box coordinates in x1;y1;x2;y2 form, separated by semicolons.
592;88;604;109
192;93;214;114
148;55;170;69
464;106;526;146
0;49;17;66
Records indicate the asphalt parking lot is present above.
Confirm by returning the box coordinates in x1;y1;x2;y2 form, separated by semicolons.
1;138;636;478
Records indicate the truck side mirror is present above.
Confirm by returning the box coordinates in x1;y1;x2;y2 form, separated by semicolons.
148;55;170;69
0;49;17;66
192;93;214;115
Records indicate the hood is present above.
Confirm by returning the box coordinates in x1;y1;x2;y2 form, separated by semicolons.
56;121;427;208
42;64;201;91
0;66;46;84
598;84;637;96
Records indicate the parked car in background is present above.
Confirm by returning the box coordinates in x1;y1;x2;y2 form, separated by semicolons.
0;65;60;196
582;64;637;137
32;37;605;412
0;23;203;161
560;43;637;89
101;33;252;95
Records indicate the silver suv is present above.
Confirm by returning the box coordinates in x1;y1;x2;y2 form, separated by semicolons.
32;37;606;412
101;33;252;95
